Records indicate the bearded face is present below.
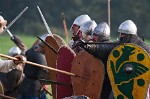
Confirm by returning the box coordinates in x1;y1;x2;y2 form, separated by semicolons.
118;33;132;44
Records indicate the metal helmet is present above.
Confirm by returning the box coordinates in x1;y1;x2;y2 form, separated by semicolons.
0;15;7;25
93;22;110;37
78;20;97;36
70;14;91;29
8;46;21;57
118;20;137;35
38;34;50;46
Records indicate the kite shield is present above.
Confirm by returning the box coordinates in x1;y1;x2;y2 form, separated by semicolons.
107;43;150;99
44;36;59;99
56;45;76;99
71;50;105;99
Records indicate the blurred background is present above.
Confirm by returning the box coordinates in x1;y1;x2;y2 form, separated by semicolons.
0;0;150;54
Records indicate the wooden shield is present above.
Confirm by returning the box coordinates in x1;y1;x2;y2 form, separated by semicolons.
44;36;59;99
107;43;150;99
53;34;66;47
56;45;76;99
71;50;105;99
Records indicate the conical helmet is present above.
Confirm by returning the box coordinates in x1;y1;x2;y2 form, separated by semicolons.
8;46;21;57
78;20;97;36
118;20;137;35
93;22;110;37
70;14;91;29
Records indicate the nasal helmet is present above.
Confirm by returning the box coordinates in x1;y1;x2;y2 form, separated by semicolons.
118;20;137;35
93;22;110;37
78;20;97;36
70;14;91;30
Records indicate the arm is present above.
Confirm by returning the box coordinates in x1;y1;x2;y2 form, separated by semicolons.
11;35;27;55
0;59;16;73
0;55;26;73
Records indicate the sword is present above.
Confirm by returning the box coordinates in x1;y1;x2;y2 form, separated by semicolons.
5;26;21;46
0;7;28;37
4;26;13;38
37;6;53;36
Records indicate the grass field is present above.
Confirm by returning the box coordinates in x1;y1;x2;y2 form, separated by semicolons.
0;34;37;55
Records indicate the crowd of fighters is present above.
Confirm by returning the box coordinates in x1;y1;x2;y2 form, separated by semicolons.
0;13;150;99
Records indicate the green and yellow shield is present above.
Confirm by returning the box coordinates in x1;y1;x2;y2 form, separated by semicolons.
107;43;150;99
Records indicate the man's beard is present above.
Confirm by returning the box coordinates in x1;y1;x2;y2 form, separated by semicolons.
119;35;132;44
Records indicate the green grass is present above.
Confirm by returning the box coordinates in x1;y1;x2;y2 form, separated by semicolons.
0;34;37;55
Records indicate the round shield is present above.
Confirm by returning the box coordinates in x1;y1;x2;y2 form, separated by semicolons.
71;50;105;99
107;43;150;99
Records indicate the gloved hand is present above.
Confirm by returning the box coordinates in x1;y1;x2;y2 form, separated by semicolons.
13;55;26;65
75;39;85;47
11;35;22;45
72;39;85;49
11;35;27;53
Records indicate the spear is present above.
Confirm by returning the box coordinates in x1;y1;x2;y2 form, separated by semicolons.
108;0;111;27
61;12;69;44
0;53;83;78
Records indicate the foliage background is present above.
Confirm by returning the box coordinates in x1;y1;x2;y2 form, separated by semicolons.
1;0;150;38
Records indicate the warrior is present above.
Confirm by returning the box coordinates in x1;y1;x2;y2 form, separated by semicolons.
72;20;97;53
92;22;111;43
0;15;26;97
117;20;150;54
76;20;150;99
91;22;114;99
69;14;91;48
18;34;49;99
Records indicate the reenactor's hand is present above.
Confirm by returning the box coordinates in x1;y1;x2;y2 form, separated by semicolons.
11;35;22;45
75;39;85;47
13;55;26;65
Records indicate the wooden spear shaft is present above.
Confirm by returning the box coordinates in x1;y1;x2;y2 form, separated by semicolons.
108;0;110;27
61;12;69;45
0;54;77;77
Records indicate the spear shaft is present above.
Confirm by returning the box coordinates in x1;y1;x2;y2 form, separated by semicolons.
0;53;82;78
